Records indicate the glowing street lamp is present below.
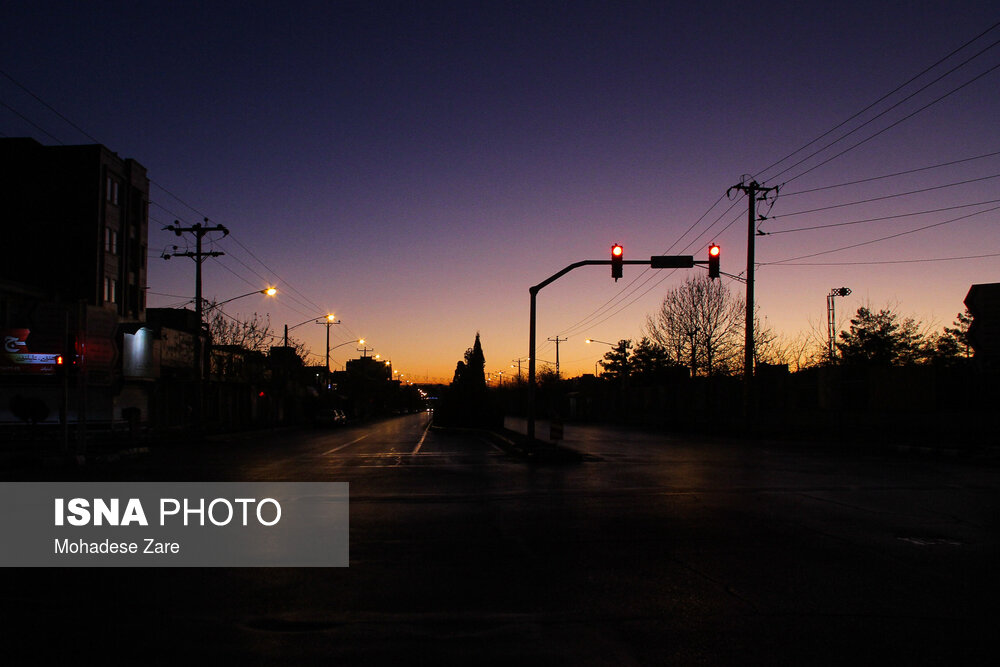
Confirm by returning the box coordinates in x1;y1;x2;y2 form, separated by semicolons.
207;287;277;311
585;338;615;346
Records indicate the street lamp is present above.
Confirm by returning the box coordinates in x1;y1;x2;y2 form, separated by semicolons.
206;287;277;311
585;338;615;346
586;339;616;377
329;338;364;352
283;314;337;349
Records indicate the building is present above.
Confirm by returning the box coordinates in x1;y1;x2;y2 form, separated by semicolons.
0;137;149;320
1;138;151;431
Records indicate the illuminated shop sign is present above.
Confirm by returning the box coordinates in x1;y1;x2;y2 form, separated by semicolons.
1;329;61;374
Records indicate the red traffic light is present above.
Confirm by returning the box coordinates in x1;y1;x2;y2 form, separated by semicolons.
611;244;624;281
709;244;720;257
708;244;720;279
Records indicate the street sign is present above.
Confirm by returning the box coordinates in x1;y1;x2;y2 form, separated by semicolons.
650;255;694;269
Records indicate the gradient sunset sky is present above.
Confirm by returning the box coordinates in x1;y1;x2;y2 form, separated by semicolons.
3;2;998;381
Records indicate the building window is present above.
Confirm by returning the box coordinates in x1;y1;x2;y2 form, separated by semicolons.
104;277;118;304
106;177;119;205
104;227;119;254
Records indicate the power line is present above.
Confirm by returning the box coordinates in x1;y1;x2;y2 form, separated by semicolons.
768;174;1000;220
0;98;63;144
773;58;1000;188
762;204;1000;265
779;150;1000;197
0;69;100;143
763;252;1000;266
766;198;1000;235
1;69;336;329
753;21;1000;183
554;193;742;340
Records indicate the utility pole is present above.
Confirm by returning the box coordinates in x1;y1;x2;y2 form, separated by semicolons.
512;357;528;383
357;345;374;358
324;316;341;373
547;336;567;376
726;180;777;429
163;219;229;424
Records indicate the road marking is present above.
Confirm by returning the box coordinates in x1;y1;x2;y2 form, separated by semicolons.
412;419;432;454
321;434;369;455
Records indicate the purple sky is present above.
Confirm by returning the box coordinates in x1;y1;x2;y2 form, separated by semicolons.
3;2;998;381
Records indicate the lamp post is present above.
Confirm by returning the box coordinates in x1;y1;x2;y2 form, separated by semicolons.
323;315;342;373
197;287;276;425
328;338;364;370
586;339;615;378
283;313;336;349
206;287;277;312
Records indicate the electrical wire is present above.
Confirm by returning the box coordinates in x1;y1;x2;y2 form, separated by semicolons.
762;252;1000;266
762;204;1000;265
0;98;64;144
772;58;1000;188
753;21;1000;182
766;198;1000;235
769;174;1000;219
779;150;1000;197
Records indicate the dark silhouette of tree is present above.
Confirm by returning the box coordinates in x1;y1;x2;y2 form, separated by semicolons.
925;309;973;366
462;333;486;391
630;337;677;383
836;306;924;366
645;274;772;375
442;332;493;426
600;339;633;380
452;360;467;385
207;303;275;353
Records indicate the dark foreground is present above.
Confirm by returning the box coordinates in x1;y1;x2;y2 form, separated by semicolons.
2;413;997;665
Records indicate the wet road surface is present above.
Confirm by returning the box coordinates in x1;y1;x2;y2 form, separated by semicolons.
2;413;997;665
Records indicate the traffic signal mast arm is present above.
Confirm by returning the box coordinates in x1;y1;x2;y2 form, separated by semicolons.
527;251;699;443
529;259;652;295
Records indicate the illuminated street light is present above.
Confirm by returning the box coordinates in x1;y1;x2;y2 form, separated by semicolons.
207;287;277;311
585;338;616;346
330;338;364;352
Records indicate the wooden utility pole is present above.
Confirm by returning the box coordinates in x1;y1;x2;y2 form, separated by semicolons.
163;219;228;423
547;336;567;376
726;180;777;429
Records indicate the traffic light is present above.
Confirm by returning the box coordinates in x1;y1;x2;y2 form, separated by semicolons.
708;244;720;279
611;244;623;281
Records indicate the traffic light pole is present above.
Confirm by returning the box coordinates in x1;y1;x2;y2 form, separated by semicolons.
526;257;702;444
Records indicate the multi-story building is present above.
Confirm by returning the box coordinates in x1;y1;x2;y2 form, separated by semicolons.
0;137;149;321
0;138;151;432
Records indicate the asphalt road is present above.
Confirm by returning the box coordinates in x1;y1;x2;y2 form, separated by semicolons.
2;413;998;665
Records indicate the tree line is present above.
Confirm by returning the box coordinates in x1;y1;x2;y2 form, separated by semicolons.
596;274;972;381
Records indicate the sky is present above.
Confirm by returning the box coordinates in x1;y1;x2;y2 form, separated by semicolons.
3;1;998;382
